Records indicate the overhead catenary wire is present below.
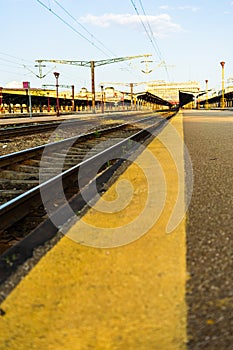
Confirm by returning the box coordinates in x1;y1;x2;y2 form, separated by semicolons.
129;0;161;60
0;57;28;67
0;52;36;71
130;0;171;80
36;0;114;58
0;52;39;81
138;0;163;60
52;1;143;79
52;0;117;59
35;0;145;80
0;51;35;65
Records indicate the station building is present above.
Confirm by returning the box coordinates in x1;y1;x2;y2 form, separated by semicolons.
146;80;201;106
0;84;171;115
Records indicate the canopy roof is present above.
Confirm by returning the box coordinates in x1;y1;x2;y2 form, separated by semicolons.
136;91;172;107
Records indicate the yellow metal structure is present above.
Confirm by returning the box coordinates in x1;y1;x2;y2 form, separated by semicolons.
220;61;225;109
35;55;152;112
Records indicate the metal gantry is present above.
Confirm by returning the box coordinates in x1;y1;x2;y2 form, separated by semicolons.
35;54;152;112
42;84;75;111
99;81;149;109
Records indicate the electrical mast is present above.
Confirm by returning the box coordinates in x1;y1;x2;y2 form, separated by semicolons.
35;54;151;112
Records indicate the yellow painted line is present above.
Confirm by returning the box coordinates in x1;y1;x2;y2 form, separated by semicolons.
0;112;187;349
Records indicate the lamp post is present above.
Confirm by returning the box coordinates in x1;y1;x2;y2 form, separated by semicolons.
86;95;89;110
53;71;60;116
0;87;3;113
71;85;75;112
122;92;124;109
100;85;104;114
220;61;225;109
36;54;152;114
47;92;50;112
130;83;134;109
205;79;209;109
23;81;32;118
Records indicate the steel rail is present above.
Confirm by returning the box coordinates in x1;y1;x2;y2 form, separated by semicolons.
0;116;168;233
0;122;134;167
0;119;95;141
0;113;168;167
0;110;172;141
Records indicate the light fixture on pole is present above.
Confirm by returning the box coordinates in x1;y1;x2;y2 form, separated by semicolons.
130;83;134;109
220;61;225;109
71;85;75;112
23;81;32;118
0;87;3;113
53;71;60;116
205;79;209;109
100;85;104;114
36;54;152;114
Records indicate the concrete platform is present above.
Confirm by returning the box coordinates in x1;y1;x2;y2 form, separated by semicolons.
183;109;233;349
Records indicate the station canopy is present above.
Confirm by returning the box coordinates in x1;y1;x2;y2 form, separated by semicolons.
136;91;172;107
179;90;207;107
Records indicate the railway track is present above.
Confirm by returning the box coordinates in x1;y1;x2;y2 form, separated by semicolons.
0;110;171;142
0;111;177;283
0;123;141;205
0;119;91;142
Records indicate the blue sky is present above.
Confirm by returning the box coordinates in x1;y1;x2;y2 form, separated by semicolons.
1;0;233;93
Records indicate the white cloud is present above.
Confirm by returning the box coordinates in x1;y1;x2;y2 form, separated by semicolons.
159;5;170;10
80;13;182;37
6;81;23;88
80;13;137;27
178;6;199;12
159;5;199;12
